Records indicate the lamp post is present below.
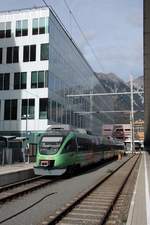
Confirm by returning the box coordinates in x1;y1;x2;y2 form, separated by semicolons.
130;75;134;153
23;113;30;163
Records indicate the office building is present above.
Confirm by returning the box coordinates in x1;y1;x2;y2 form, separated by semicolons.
0;7;113;154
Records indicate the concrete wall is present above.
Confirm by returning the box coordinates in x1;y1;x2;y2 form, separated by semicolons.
0;168;34;186
144;0;150;146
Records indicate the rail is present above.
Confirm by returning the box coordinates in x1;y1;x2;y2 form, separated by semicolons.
39;154;140;225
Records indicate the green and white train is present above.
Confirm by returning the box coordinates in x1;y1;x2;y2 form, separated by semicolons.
34;126;124;176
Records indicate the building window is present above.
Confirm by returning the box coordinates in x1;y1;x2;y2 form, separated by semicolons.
0;73;10;90
39;17;45;34
0;100;1;119
0;22;5;38
14;72;27;89
22;20;28;36
31;71;37;88
13;47;19;63
16;20;28;37
7;47;12;63
21;99;35;119
23;45;36;62
32;18;38;35
45;70;48;87
0;21;11;38
40;43;49;60
23;46;29;62
0;48;2;64
21;99;27;119
6;46;19;63
16;21;21;37
32;17;48;35
0;74;3;90
38;71;44;88
39;98;48;119
4;99;17;120
45;17;48;33
30;45;36;61
6;22;11;37
31;70;48;88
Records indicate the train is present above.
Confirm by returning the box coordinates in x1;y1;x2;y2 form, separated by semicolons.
34;125;125;176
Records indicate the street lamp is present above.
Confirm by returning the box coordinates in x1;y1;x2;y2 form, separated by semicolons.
130;75;135;153
23;114;30;163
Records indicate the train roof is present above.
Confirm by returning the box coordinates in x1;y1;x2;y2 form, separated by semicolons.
42;130;105;140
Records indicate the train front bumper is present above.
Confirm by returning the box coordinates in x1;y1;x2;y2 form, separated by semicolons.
34;166;66;176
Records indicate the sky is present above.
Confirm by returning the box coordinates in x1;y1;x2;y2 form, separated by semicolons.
0;0;143;81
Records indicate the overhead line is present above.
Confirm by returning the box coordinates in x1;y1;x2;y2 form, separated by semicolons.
67;91;144;97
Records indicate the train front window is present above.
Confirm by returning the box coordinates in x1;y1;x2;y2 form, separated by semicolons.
40;136;63;155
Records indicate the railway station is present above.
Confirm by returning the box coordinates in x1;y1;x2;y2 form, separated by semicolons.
0;0;149;225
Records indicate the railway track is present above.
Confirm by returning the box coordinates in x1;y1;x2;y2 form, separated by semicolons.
39;154;140;225
105;154;141;225
0;176;59;203
0;157;122;204
0;175;42;192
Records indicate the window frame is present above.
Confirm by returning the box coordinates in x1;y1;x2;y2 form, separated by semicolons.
31;70;48;89
16;20;28;37
21;98;35;120
0;48;2;64
39;98;48;119
0;73;10;90
23;45;36;62
6;46;19;64
40;43;49;61
4;99;17;120
14;72;27;90
0;21;11;38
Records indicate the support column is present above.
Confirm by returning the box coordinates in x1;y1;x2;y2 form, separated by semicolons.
144;0;150;147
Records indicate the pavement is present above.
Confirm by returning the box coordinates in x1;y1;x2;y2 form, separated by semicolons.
127;151;150;225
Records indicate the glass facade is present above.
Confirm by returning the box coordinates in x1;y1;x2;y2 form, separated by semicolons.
48;10;114;134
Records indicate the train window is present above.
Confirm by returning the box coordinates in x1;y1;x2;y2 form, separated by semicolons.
63;139;77;153
77;138;92;152
40;136;63;155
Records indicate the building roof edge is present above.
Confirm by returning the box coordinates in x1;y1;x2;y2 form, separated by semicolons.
0;5;48;15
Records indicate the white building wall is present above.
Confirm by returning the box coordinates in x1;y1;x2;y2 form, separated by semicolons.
0;7;49;133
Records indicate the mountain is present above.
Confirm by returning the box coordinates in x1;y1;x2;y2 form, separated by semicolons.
95;73;144;123
132;76;143;90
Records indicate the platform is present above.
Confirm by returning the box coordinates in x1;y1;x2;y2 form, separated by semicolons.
0;162;34;186
127;151;150;225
